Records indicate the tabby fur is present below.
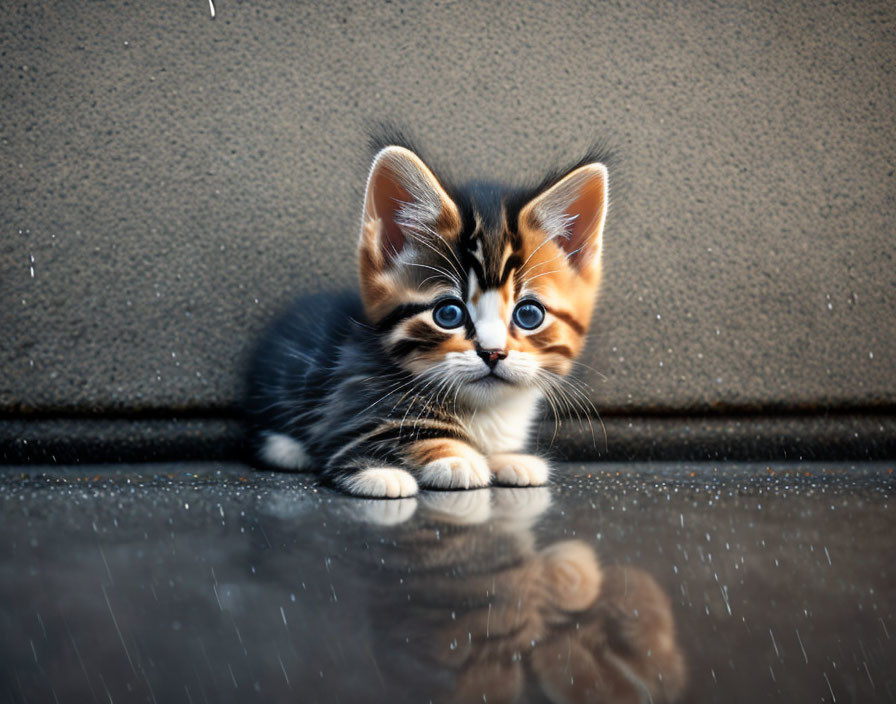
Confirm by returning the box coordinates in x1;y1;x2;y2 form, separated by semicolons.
245;139;610;497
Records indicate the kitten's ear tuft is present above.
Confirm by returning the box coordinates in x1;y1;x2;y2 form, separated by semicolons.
360;146;460;268
520;163;608;274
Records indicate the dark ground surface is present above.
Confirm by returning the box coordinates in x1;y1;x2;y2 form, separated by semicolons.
1;462;893;703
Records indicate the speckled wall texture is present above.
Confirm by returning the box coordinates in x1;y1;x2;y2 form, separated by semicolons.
2;1;894;415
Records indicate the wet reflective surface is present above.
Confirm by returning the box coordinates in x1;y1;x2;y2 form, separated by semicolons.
1;462;893;703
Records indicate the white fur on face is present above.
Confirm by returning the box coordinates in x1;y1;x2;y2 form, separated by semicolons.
422;346;543;408
465;271;507;351
471;290;507;350
494;350;541;385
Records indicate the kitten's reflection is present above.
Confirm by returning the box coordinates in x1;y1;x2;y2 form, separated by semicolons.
356;488;686;704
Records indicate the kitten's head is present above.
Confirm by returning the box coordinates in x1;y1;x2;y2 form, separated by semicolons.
358;144;608;407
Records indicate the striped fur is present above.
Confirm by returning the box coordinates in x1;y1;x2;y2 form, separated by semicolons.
245;142;610;497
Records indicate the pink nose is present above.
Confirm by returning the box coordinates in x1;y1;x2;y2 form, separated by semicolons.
477;349;507;369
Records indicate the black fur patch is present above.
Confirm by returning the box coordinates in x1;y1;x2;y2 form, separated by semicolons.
376;302;434;333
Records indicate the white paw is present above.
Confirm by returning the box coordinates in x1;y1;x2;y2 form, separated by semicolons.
260;433;310;471
419;455;491;490
354;498;418;525
488;454;550;487
492;487;553;522
419;490;492;524
339;467;419;498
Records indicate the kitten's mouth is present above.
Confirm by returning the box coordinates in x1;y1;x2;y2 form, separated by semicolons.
471;371;513;386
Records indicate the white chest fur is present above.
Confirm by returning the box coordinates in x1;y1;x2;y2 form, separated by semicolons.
461;388;542;455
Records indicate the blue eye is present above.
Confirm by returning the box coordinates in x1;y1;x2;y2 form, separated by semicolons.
513;300;545;330
433;300;466;329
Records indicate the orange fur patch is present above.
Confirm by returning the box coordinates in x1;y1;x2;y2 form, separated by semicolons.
403;437;481;466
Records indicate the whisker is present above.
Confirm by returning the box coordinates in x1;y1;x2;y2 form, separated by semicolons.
520;233;555;270
539;369;606;453
519;246;568;279
568;359;609;382
519;268;563;287
406;231;464;282
358;375;420;416
403;261;457;281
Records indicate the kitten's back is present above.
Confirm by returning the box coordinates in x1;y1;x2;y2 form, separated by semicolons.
244;290;366;450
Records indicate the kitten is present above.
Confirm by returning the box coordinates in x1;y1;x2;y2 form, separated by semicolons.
245;140;609;497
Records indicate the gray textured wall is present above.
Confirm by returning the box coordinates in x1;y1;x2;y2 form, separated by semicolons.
2;0;894;416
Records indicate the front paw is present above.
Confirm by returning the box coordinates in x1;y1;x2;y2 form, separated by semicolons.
419;454;491;490
488;453;550;487
406;438;491;490
337;467;419;498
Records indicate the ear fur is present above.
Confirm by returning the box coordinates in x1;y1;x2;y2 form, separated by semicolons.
519;163;608;274
359;146;460;270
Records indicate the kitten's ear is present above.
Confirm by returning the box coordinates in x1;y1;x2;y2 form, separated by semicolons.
519;163;608;275
360;146;460;269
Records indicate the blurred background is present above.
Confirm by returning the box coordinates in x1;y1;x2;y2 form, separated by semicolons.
2;0;894;461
